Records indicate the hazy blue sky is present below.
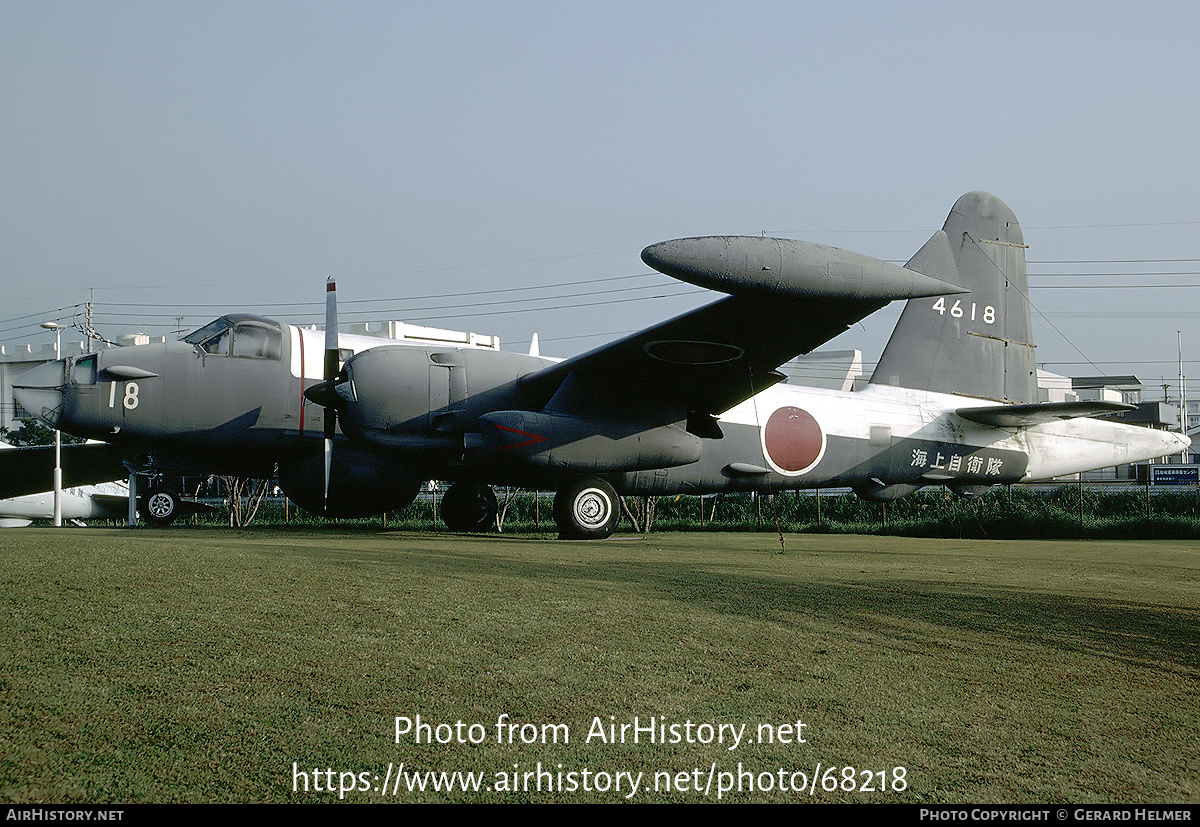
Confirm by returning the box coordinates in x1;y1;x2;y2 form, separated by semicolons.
3;1;1197;392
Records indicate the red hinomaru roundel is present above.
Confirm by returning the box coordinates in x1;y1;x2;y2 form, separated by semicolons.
762;406;825;475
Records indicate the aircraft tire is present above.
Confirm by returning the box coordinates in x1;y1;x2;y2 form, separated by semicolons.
553;478;620;540
439;482;497;532
140;486;180;527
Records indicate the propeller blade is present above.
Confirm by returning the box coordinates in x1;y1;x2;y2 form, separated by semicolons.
323;276;338;508
324;437;332;509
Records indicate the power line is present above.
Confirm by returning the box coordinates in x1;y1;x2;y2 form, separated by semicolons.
0;288;706;344
770;221;1200;235
1028;271;1200;276
1033;284;1200;289
0;304;87;330
0;276;690;344
86;272;667;310
1040;360;1200;366
27;266;1200;320
81;284;704;322
5;238;1200;358
1029;258;1200;264
89;277;682;317
1027;220;1200;230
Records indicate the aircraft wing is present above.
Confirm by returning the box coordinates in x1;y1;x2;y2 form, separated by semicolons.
0;442;131;499
518;294;889;423
516;233;967;424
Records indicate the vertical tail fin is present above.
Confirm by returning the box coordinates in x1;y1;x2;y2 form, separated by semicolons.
870;191;1036;403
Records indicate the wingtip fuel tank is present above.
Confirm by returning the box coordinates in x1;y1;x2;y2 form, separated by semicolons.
641;236;967;302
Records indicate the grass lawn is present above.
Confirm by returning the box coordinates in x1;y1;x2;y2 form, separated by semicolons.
1;528;1196;803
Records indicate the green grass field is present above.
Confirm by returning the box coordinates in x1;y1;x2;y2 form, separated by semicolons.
1;527;1196;803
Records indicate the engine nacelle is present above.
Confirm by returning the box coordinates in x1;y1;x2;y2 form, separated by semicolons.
339;346;440;433
480;411;702;472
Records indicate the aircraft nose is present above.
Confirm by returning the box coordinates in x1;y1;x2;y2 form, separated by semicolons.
13;359;66;427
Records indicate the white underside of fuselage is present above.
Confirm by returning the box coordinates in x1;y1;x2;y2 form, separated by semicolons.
0;481;129;524
717;381;1188;482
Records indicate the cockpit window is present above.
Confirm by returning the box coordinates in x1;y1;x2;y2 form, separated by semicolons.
183;316;234;347
72;354;97;385
183;315;282;360
205;329;232;355
230;322;281;358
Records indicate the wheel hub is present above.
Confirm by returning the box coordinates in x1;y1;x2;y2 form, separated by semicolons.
147;494;174;518
574;489;610;528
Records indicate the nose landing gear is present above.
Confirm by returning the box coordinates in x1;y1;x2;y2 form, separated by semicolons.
139;485;180;526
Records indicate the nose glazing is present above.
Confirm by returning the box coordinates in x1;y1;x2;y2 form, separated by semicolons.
12;359;67;428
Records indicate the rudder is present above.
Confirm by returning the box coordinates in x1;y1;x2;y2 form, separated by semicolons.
870;191;1036;403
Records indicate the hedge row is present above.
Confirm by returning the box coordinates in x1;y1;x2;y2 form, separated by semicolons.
218;486;1200;539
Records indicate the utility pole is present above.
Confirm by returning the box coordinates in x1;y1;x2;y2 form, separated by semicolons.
1180;331;1189;462
40;322;63;526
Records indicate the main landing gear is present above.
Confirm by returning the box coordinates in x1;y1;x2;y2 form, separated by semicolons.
438;477;622;540
439;482;498;533
553;477;620;540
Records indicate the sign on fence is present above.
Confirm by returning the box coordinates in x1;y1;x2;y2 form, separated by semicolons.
1150;465;1200;485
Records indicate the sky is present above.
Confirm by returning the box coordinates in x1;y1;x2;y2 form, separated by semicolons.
2;1;1198;396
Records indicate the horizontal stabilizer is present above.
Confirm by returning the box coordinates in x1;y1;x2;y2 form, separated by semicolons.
956;401;1134;427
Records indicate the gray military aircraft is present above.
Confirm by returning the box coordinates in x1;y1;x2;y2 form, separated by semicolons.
13;192;1189;538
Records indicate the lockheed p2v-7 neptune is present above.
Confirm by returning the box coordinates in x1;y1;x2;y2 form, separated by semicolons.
14;193;1188;538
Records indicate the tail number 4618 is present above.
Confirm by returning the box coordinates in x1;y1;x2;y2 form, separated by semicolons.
932;298;995;325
